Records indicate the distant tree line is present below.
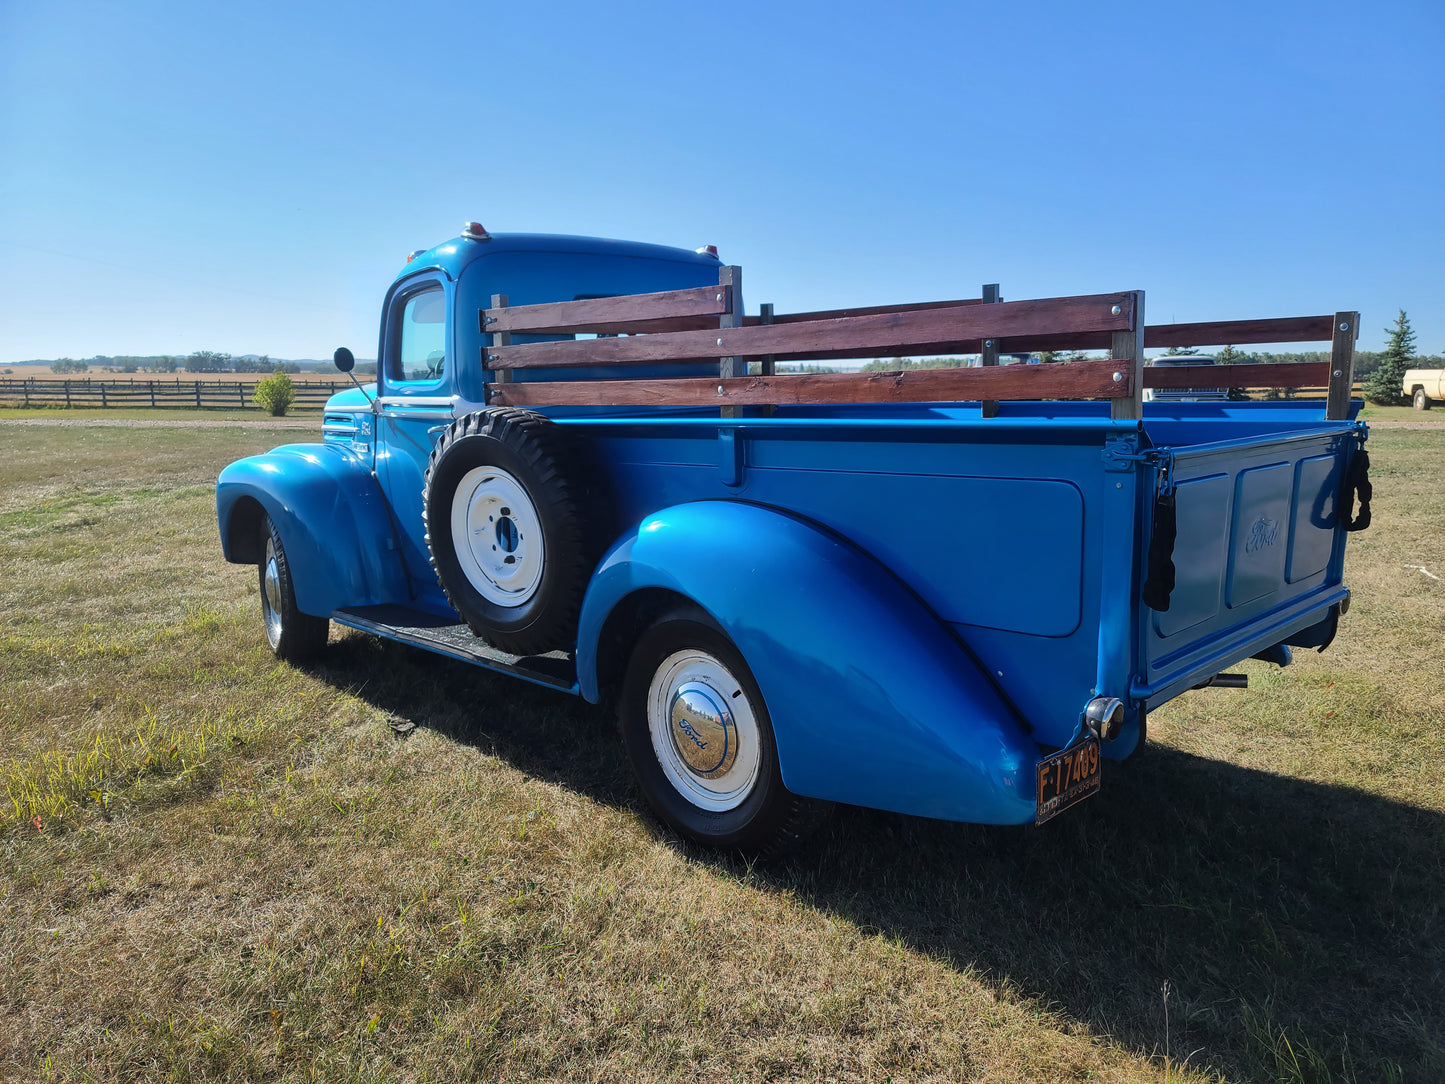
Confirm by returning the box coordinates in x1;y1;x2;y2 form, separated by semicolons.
43;352;304;375
49;355;182;374
180;351;300;374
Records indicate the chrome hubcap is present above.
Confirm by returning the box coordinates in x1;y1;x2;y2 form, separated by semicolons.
670;682;740;777
648;650;760;812
451;466;544;606
262;538;283;648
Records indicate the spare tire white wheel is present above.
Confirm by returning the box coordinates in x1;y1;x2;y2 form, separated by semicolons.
423;409;589;656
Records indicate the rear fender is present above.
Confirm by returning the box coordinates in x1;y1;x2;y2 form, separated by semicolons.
576;501;1039;825
216;444;407;617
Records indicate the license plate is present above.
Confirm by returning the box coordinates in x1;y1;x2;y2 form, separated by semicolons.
1035;737;1101;825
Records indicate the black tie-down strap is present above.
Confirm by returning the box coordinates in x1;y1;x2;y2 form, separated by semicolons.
1341;447;1371;532
1142;488;1177;612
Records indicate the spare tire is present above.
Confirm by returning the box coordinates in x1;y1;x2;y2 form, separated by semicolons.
423;408;589;655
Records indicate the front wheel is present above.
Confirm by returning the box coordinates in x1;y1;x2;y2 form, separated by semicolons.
258;515;329;661
1414;388;1431;411
618;610;829;857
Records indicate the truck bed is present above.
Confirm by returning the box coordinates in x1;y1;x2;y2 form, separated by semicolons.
532;398;1362;753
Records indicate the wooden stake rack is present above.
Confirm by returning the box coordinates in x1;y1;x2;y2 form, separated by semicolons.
480;267;1360;421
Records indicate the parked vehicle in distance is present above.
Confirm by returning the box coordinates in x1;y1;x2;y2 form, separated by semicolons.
215;224;1370;855
1142;355;1229;402
1403;368;1445;410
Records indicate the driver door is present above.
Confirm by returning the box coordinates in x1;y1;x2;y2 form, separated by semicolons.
375;275;456;612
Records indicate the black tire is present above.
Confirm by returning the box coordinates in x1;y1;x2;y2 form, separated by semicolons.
258;515;329;661
1414;388;1431;411
423;409;588;655
618;609;830;857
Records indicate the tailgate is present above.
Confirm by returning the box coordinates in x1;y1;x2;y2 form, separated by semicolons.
1136;425;1362;708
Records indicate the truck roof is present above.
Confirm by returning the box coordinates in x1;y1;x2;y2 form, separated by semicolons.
396;230;724;283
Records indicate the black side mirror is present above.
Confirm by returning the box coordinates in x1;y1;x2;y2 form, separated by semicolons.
333;346;374;407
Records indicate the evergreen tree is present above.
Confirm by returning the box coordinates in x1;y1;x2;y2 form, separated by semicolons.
1363;310;1416;404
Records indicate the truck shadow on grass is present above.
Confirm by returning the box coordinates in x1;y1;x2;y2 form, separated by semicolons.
320;635;1442;1083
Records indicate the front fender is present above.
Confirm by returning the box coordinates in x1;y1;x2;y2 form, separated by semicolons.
577;501;1039;825
216;443;407;618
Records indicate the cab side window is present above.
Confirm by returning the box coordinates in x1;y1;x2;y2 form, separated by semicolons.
388;286;447;384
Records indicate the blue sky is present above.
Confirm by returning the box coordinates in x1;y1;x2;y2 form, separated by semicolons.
1;0;1441;363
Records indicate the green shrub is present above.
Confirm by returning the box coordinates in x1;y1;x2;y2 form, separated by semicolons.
253;370;296;416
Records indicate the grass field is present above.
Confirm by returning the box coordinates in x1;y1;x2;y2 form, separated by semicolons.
1;408;1441;1083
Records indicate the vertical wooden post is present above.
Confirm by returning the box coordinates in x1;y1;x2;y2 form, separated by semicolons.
100;384;107;408
487;294;513;403
1110;290;1145;421
759;303;775;377
238;382;245;409
64;381;71;408
149;382;156;408
1326;311;1359;420
758;302;776;418
980;283;1001;418
194;382;202;408
717;266;742;419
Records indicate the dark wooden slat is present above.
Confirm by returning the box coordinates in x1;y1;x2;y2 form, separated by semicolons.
1326;312;1359;420
1142;315;1335;349
486;292;1135;370
488;359;1133;408
993;315;1339;356
482;284;733;335
749;339;997;363
481;294;993;339
1142;362;1331;388
740;296;987;325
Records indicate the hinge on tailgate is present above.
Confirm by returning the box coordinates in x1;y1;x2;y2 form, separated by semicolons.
1101;437;1149;472
1102;439;1174;492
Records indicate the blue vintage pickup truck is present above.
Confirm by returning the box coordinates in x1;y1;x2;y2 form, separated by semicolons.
216;224;1370;854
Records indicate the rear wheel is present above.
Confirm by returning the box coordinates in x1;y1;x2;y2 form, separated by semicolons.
1414;388;1431;410
619;609;829;856
258;516;329;661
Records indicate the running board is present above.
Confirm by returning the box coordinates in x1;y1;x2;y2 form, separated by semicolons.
332;604;578;693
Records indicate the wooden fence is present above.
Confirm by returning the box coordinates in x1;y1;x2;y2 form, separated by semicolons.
0;378;350;411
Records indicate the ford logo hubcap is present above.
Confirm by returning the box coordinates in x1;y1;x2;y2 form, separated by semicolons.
669;682;737;777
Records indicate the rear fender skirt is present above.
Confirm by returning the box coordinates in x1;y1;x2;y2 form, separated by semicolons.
576;501;1039;825
216;443;407;617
